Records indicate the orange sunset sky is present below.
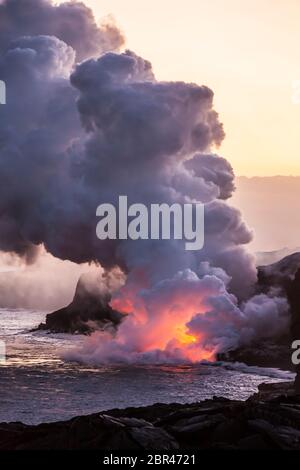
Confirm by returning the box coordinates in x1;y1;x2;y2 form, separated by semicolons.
62;0;300;177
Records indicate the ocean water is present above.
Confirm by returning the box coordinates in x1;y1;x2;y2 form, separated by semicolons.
0;308;294;425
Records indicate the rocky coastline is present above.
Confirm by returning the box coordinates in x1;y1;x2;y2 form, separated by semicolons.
1;381;300;450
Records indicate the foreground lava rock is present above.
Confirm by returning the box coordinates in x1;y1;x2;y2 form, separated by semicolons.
1;382;300;450
38;273;124;334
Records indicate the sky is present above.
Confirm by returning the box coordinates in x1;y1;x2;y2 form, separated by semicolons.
71;0;300;176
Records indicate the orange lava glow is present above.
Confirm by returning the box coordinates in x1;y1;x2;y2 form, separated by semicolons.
175;326;197;345
110;276;217;363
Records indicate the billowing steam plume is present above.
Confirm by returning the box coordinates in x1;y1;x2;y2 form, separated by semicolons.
0;0;289;363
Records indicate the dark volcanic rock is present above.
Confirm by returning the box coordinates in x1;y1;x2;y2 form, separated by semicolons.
38;273;124;334
257;252;300;293
218;340;292;370
0;414;178;450
1;381;299;450
219;252;300;372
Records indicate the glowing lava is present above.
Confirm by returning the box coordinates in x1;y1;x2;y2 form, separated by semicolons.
176;326;197;345
109;271;218;364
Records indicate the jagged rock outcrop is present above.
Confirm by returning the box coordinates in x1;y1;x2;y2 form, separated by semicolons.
1;382;300;450
257;252;300;294
38;273;124;334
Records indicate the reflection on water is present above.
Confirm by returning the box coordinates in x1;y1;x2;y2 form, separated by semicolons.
0;308;294;425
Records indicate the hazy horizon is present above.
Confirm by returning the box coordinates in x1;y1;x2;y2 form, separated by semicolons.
232;175;300;252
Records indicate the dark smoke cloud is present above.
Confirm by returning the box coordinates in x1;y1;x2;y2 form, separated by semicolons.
0;34;79;259
0;0;253;289
0;0;124;60
0;0;288;361
184;153;235;200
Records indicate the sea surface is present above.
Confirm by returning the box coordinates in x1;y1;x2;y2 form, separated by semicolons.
0;308;294;425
